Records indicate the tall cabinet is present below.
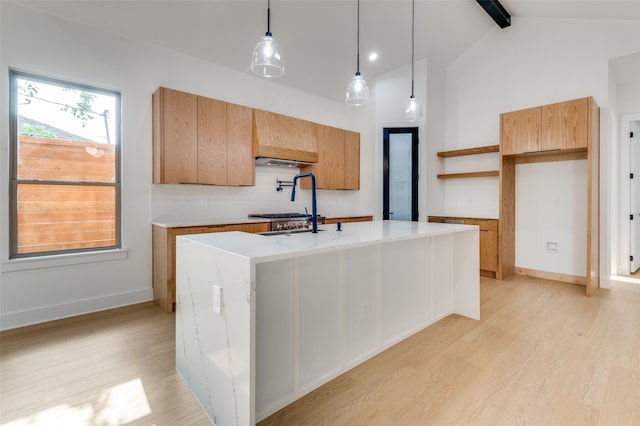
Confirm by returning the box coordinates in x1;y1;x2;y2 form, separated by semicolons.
499;96;599;295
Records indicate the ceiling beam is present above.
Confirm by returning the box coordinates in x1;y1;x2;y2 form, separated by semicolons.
476;0;511;28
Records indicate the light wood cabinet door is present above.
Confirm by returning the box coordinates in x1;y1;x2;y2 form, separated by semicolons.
501;106;541;155
198;97;227;184
465;219;498;273
541;98;589;151
319;124;345;189
344;130;360;190
226;103;255;186
428;216;499;276
198;98;254;186
153;87;198;184
301;125;360;190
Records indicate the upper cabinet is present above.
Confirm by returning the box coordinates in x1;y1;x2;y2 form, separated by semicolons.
153;87;254;186
541;98;589;151
153;87;361;190
153;87;198;184
344;130;360;189
500;106;541;155
252;109;318;163
301;124;360;190
501;97;595;156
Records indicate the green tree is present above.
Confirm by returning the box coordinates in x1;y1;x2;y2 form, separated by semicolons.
18;83;100;128
60;89;96;128
20;123;56;138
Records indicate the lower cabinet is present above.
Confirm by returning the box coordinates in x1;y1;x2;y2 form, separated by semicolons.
428;216;499;277
323;215;373;224
152;222;269;313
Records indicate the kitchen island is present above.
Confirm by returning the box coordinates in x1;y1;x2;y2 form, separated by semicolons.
175;220;479;425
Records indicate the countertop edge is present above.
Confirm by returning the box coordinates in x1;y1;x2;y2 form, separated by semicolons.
176;221;478;263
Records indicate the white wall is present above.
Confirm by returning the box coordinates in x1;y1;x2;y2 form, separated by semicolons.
445;17;640;277
0;2;374;330
375;59;444;221
617;81;640;114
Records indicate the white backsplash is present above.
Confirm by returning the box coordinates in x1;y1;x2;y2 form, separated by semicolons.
150;166;370;222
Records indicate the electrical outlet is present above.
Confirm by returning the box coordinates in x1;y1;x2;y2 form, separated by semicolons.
200;196;208;207
546;241;559;253
213;285;222;315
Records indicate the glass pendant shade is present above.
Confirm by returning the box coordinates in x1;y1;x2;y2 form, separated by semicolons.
251;32;284;78
404;95;422;122
346;0;371;106
346;71;371;106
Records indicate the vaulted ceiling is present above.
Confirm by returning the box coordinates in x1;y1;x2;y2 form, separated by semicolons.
19;0;640;103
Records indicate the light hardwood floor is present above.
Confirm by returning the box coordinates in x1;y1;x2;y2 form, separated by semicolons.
2;275;639;425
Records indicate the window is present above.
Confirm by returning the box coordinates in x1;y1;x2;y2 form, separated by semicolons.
9;71;120;258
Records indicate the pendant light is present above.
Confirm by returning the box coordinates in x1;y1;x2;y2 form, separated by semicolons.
403;0;422;121
345;0;371;106
251;0;284;78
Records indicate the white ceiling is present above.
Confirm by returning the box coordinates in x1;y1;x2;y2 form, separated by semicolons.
20;0;640;103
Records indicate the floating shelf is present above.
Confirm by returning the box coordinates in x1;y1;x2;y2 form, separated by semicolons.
437;145;499;157
437;170;499;179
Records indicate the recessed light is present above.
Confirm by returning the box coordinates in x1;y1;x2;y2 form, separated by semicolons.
368;52;378;62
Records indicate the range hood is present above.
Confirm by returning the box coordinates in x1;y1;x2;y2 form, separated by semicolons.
255;157;314;167
253;109;318;165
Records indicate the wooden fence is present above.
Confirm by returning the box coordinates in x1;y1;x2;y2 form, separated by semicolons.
16;136;116;254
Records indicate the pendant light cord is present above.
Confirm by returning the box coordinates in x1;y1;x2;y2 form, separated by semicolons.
356;0;361;74
411;0;415;97
267;0;271;35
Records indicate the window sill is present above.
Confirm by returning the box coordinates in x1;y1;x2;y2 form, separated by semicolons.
1;248;128;272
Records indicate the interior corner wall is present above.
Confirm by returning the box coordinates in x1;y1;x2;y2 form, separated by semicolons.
445;17;640;277
0;2;374;330
605;65;619;286
425;61;447;217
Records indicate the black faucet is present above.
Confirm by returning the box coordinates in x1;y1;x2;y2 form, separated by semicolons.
291;172;318;233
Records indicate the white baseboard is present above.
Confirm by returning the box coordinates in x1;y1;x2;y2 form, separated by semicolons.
608;275;640;287
0;288;153;331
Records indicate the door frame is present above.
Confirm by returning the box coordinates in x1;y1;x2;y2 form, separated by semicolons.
619;113;640;275
382;127;419;221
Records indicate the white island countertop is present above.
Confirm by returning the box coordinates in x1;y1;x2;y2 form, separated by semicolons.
176;219;480;425
182;220;477;263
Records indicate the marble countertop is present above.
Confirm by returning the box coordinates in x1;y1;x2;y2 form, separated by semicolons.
178;220;477;263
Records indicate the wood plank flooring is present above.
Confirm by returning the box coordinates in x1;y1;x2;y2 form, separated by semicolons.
2;275;639;425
